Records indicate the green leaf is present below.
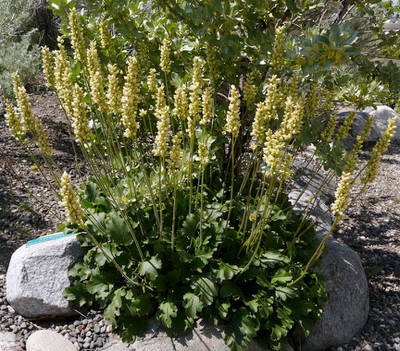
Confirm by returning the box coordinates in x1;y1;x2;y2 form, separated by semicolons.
219;280;243;299
86;275;112;300
138;256;162;281
183;213;198;238
129;293;155;316
156;301;178;328
225;308;259;351
271;324;288;341
214;262;239;282
275;286;298;300
183;293;203;318
217;300;231;319
106;211;134;246
271;269;293;284
270;208;287;221
192;275;218;306
286;0;299;13
260;251;290;268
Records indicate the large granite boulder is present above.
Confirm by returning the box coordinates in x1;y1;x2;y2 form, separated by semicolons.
301;234;370;351
6;233;84;318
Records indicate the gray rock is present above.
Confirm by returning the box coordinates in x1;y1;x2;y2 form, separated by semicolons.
301;234;369;351
337;111;381;148
363;104;400;141
0;332;22;351
338;105;400;148
6;233;84;318
26;330;78;351
289;187;333;235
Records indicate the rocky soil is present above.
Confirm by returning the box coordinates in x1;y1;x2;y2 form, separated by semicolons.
0;88;399;350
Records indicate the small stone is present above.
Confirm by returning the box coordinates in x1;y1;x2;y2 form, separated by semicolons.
94;338;103;348
25;330;77;351
83;342;90;349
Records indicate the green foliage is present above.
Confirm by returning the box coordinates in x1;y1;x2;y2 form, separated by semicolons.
0;0;58;97
65;181;326;350
0;31;40;97
53;0;400;107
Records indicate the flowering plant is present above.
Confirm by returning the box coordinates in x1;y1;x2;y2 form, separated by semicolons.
5;5;397;351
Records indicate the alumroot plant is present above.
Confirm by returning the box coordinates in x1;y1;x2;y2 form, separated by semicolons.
5;14;397;351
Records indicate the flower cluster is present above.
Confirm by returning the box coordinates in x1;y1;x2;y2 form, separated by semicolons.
336;111;356;140
12;73;35;132
304;83;319;118
41;46;55;88
54;38;73;116
72;84;92;147
361;117;397;185
331;171;353;218
153;87;171;157
243;73;256;108
122;56;140;139
160;38;171;75
200;86;213;126
5;102;24;141
332;115;377;218
188;57;203;137
107;64;122;115
99;19;111;49
147;68;158;96
8;73;51;155
251;75;280;147
173;86;189;121
34;119;51;155
224;85;241;138
60;172;85;226
262;97;304;179
87;42;108;113
69;8;86;63
321;115;338;142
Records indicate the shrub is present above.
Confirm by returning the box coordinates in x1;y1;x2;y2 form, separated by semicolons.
0;0;59;98
5;2;398;351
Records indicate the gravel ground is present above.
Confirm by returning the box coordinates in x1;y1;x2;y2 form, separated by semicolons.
0;89;399;351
